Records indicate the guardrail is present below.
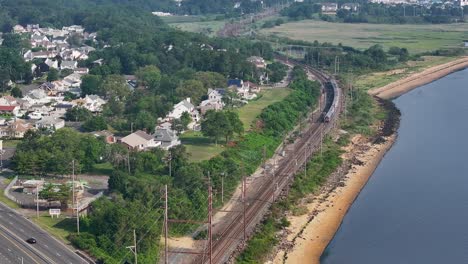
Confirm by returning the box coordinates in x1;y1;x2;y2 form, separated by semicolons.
3;176;24;206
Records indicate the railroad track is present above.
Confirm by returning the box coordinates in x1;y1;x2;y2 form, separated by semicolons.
190;59;341;264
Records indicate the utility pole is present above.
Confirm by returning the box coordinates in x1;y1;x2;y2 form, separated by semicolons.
221;172;225;204
164;185;168;264
242;176;246;242
126;229;137;264
72;160;80;234
36;185;39;218
208;181;213;264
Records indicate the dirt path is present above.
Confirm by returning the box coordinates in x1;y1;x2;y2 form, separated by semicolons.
369;56;468;99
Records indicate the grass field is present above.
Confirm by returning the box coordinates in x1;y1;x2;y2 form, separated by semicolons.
261;20;468;54
162;15;226;36
180;131;224;162
351;56;458;91
236;88;291;131
170;21;225;36
32;215;75;243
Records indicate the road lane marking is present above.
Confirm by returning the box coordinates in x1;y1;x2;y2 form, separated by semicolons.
0;231;40;264
0;223;56;264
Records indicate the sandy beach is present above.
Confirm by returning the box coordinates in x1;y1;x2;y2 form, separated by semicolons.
369;56;468;99
267;56;468;264
271;134;396;264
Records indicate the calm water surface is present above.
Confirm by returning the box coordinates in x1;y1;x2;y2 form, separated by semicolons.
321;69;468;264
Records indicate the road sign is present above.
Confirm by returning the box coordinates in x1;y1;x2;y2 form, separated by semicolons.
49;209;61;218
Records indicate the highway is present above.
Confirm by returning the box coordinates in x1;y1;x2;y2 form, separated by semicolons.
0;202;88;264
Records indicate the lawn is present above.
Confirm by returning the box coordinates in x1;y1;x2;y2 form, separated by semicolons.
2;140;21;148
91;162;113;176
236;88;291;131
169;20;225;36
261;20;468;54
352;56;459;91
180;131;224;162
32;215;76;243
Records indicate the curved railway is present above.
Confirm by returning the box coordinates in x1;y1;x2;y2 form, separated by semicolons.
189;58;342;264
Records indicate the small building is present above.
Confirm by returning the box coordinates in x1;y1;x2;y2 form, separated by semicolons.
154;128;181;150
9;119;35;138
464;40;468;47
168;98;196;120
321;3;338;13
341;3;360;12
246;56;267;69
120;130;160;151
0;105;20;116
22;180;45;194
61;60;78;70
35;116;65;130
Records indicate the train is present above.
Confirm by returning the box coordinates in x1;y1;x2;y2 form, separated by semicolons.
322;79;340;123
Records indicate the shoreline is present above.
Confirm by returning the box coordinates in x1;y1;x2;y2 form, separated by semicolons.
369;56;468;99
269;56;465;264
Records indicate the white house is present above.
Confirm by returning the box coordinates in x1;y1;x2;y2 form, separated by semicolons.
45;58;59;69
61;60;78;70
63;73;82;88
82;95;106;112
321;3;338;12
168;98;195;120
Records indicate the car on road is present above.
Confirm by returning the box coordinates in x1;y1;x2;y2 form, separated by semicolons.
26;238;36;244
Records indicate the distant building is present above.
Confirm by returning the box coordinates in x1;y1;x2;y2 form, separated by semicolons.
22;180;45;194
321;3;338;13
154;128;181;150
120;130;160;151
461;0;468;6
341;3;360;12
35;116;65;130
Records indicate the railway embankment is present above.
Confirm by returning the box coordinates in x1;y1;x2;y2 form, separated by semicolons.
369;56;468;99
269;99;400;264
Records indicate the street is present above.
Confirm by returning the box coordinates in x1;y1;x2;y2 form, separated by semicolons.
0;203;88;264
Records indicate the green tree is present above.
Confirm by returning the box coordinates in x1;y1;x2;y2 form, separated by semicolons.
80;75;103;96
47;68;59;82
10;86;22;98
176;79;205;105
65;107;92;122
101;75;131;100
201;110;229;145
82;116;107;132
194;72;226;89
136;65;161;91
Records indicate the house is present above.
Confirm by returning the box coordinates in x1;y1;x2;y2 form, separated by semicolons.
0;96;19;107
244;81;261;93
82;95;106;112
246;56;267;69
199;99;224;115
168;98;196;120
63;73;82;88
9;119;35;138
120;130;160;151
198;88;225;115
154;128;181;150
92;131;116;144
0;105;20;116
321;3;338;13
74;68;89;74
227;79;243;88
13;25;27;34
31;35;49;43
45;59;59;69
464;40;468;47
461;0;468;6
341;3;360;12
61;60;78;70
35;116;65;130
22;180;45;194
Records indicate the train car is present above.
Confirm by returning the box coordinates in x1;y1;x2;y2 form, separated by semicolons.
323;79;340;123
